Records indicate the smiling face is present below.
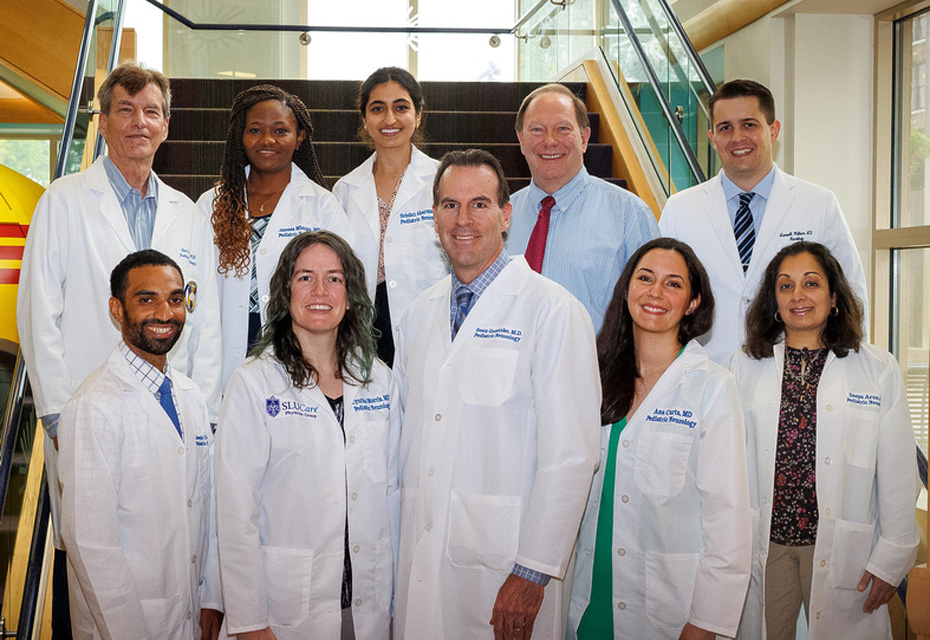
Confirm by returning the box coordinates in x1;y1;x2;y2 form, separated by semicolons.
289;243;349;346
98;83;169;169
109;264;186;370
775;251;836;349
363;81;421;151
242;99;306;176
709;95;780;191
433;163;512;284
627;248;700;343
517;91;591;194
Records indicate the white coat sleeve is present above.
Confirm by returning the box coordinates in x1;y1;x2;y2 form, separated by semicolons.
16;187;76;419
821;193;870;335
865;351;920;586
214;366;273;634
58;396;149;640
316;189;355;247
200;435;223;612
184;203;223;421
688;372;752;637
514;297;601;579
388;328;406;599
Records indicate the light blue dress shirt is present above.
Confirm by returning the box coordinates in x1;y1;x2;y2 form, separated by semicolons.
103;156;158;251
720;165;777;235
505;167;659;334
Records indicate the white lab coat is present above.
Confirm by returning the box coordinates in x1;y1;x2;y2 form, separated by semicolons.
567;340;751;639
17;156;222;547
391;257;601;639
197;163;354;391
215;354;393;640
333;147;448;342
729;343;920;640
58;347;221;640
659;167;868;366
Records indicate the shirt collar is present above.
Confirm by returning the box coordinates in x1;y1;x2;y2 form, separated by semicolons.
527;166;590;213
720;164;777;203
119;341;170;397
451;247;511;301
103;156;158;204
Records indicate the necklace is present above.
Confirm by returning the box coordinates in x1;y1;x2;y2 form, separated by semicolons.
247;183;287;217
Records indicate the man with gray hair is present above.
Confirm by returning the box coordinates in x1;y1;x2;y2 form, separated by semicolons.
17;61;221;637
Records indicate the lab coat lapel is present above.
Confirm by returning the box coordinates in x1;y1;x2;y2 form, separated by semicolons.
150;173;178;248
109;349;186;442
701;175;744;277
629;341;705;425
87;159;136;253
749;167;795;282
392;148;431;214
344;154;381;241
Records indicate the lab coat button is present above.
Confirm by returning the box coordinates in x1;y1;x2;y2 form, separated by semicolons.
389;280;397;288
434;414;442;421
620;494;630;503
427;468;435;477
820;559;826;567
191;555;197;563
825;457;832;465
385;236;393;243
351;492;358;501
177;446;185;455
187;499;193;508
826;404;833;411
187;612;192;619
816;612;821;620
349;435;356;444
260;248;267;255
617;602;626;610
426;522;433;531
825;508;831;516
261;295;269;303
617;548;626;557
355;599;362;606
353;545;360;553
622;440;630;448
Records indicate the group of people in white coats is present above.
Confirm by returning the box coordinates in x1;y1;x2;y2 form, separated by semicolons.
17;56;921;640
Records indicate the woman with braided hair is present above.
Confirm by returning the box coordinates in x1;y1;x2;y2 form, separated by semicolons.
198;84;353;390
334;67;448;365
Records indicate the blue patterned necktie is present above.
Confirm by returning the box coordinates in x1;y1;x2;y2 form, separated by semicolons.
452;287;474;340
734;192;755;273
249;215;270;314
158;376;183;439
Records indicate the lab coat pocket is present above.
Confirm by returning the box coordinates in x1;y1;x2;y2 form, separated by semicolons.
644;551;699;630
459;348;519;407
634;431;693;496
140;598;168;633
263;545;314;627
844;407;880;469
829;519;874;591
446;492;521;572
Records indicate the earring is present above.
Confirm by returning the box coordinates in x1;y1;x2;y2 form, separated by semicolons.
774;311;783;323
831;306;839;317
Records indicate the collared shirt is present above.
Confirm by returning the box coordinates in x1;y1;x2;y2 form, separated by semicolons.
448;247;511;336
119;341;182;437
103;156;159;251
721;164;777;235
505;167;659;333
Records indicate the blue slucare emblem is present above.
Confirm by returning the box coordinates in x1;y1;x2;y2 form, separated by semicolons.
184;280;197;312
266;396;281;417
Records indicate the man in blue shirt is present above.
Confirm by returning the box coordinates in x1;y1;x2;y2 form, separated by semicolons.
506;83;659;333
659;79;867;365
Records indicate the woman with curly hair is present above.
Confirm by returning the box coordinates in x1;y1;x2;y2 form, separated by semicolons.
568;237;751;640
333;67;448;365
197;84;353;390
215;231;392;640
731;241;918;640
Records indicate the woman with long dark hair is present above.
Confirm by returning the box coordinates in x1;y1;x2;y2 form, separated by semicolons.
215;231;391;640
731;241;918;640
197;84;353;390
568;237;751;640
333;67;447;365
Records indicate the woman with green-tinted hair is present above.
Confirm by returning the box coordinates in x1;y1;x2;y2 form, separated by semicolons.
215;231;394;640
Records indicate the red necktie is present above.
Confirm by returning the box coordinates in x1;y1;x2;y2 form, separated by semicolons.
525;195;555;273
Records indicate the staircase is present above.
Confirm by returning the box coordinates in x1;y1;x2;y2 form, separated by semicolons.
154;79;622;201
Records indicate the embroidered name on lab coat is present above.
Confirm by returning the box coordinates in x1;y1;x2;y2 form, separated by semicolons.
398;209;434;224
846;392;880;407
179;247;198;266
778;229;814;242
278;225;320;238
645;407;698;429
195;434;210;446
352;394;390;412
473;327;523;343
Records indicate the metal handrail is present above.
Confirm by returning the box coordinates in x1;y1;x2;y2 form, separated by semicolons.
655;0;715;98
608;0;705;183
0;353;28;544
